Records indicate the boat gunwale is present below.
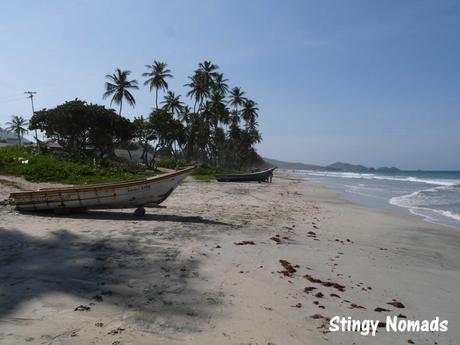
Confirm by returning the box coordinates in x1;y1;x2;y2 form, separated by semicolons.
215;167;275;179
9;166;195;198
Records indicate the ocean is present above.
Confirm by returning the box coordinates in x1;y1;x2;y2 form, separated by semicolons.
288;170;460;227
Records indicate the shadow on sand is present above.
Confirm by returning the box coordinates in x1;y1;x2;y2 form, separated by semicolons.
18;209;232;226
0;226;221;334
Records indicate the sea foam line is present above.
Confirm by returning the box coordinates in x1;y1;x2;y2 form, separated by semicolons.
298;170;460;187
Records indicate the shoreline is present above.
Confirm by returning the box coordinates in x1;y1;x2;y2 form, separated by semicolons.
282;169;460;228
0;171;458;344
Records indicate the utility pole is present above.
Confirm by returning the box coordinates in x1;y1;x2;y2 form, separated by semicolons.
24;91;39;150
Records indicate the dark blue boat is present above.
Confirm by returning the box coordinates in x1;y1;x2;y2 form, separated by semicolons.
216;168;276;182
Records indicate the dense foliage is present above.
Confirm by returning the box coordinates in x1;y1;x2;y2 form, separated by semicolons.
29;100;135;157
0;146;155;184
6;60;263;183
108;60;264;169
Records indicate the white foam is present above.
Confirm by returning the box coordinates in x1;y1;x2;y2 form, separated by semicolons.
293;169;460;225
430;209;460;222
297;170;460;187
390;193;460;223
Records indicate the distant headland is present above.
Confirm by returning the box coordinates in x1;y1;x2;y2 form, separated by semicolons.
264;157;400;173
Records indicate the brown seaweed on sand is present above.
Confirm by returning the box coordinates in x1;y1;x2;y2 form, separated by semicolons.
318;317;331;333
387;300;405;308
279;260;297;276
291;303;302;308
270;237;281;243
374;307;391;312
304;274;322;284
310;313;324;319
349;303;366;309
234;241;255;245
304;274;346;292
330;293;340;298
315;292;324;298
321;281;345;292
304;286;317;293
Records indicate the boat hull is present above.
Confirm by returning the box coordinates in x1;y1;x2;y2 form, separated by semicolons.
216;168;275;182
9;167;194;212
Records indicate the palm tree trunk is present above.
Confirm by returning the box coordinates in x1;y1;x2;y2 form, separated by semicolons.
155;89;159;109
119;101;123;116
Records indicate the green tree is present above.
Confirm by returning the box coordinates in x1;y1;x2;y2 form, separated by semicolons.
143;61;172;109
87;107;135;157
5;115;28;145
185;70;210;112
103;69;139;115
209;91;229;128
30;99;134;156
133;116;157;166
178;105;192;124
199;60;219;81
229;86;246;113
161;91;184;116
241;99;259;125
212;73;229;95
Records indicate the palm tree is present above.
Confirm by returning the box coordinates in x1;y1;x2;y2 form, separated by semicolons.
103;69;139;115
199;60;219;80
229;87;246;113
178;105;192;124
246;118;262;144
143;61;173;108
209;91;229;127
161;91;184;116
185;70;210;112
213;73;229;95
241;99;259;124
6;115;28;145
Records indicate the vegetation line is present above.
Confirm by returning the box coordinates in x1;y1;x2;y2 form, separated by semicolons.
1;60;265;184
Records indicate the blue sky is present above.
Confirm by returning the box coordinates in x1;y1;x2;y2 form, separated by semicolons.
0;0;459;170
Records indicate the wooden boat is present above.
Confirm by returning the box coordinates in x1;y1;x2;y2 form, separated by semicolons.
9;166;195;216
216;167;276;183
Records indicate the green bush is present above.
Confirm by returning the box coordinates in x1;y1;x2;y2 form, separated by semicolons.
156;157;190;170
0;146;155;184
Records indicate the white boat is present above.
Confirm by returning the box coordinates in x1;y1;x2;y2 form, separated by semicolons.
9;166;195;216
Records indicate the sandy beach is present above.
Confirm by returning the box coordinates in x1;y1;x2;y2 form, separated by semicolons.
0;171;458;345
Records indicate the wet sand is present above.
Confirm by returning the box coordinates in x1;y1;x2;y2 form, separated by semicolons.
0;171;459;344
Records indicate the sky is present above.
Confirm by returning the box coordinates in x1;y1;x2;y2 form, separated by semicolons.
0;0;459;170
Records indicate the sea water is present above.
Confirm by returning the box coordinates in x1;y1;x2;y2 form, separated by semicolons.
289;170;460;227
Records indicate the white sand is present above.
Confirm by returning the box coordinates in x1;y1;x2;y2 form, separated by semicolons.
0;171;458;344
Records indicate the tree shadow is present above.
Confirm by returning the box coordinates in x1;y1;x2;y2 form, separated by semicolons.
0;226;220;334
21;209;232;226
